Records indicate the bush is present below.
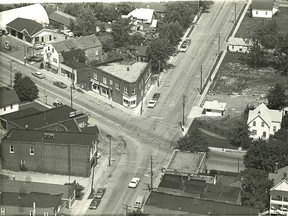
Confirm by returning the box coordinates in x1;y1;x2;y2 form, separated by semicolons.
75;182;85;199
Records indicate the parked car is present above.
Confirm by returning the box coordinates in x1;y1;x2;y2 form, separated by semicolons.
147;100;157;108
61;29;74;37
53;98;64;107
94;188;106;199
27;55;43;62
53;81;67;89
89;197;101;210
32;71;45;79
152;93;160;101
34;43;45;50
179;38;191;52
129;177;140;188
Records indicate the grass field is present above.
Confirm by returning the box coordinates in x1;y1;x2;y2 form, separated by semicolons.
235;7;288;38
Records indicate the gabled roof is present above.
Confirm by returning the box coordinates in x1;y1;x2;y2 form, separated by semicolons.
51;35;102;53
62;49;85;62
269;166;288;186
247;103;283;126
128;8;155;23
3;128;97;145
49;10;76;27
252;0;274;10
6;17;44;37
0;3;49;30
0;87;20;107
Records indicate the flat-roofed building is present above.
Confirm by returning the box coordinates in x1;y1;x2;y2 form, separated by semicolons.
203;100;227;117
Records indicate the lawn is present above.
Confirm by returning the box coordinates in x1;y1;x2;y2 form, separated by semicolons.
235;7;288;38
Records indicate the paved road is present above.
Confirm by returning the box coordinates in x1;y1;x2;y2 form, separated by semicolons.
0;1;246;214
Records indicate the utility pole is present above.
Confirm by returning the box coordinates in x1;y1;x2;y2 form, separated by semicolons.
182;95;186;127
150;155;153;191
218;34;221;56
200;65;203;95
234;1;237;24
107;135;112;166
238;157;240;173
70;85;73;108
91;162;95;195
10;60;13;87
157;60;160;86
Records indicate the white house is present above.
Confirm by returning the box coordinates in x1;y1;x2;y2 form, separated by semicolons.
0;4;49;30
203;100;226;117
227;37;253;53
0;87;20;116
269;166;288;215
122;8;157;31
251;0;274;18
247;103;282;140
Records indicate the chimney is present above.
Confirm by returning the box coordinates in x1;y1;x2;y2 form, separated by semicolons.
127;67;130;71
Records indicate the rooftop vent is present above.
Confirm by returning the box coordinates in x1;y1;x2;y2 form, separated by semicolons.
127;67;130;71
44;133;55;139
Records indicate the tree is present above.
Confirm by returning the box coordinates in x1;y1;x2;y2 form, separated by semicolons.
73;5;98;36
241;168;273;211
164;2;196;29
116;2;135;15
177;128;209;153
127;209;148;216
130;33;144;46
272;128;288;142
244;139;288;173
111;19;131;47
229;120;252;149
243;104;255;121
14;72;39;102
267;83;287;110
147;37;174;72
158;21;183;47
281;114;288;129
245;44;266;68
75;182;85;199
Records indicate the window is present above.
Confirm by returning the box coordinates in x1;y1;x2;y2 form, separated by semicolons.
10;145;14;153
115;82;120;90
3;107;6;111
95;50;99;55
48;46;50;51
273;126;277;132
1;207;5;215
41;37;44;42
10;104;13;109
44;212;48;216
52;48;54;53
103;77;107;84
265;11;267;15
124;86;128;94
261;122;264;127
30;147;34;156
53;58;57;63
49;35;52;41
94;73;98;80
253;121;256;126
252;130;257;135
21;160;25;165
131;100;136;105
256;11;258;15
110;79;113;85
132;88;135;95
262;132;267;138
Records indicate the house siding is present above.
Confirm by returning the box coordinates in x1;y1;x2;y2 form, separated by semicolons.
84;46;102;62
1;140;95;177
252;9;273;18
0;103;19;116
228;44;250;53
248;116;270;140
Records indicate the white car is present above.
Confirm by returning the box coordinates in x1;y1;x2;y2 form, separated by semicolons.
129;177;140;188
61;29;74;37
147;100;157;108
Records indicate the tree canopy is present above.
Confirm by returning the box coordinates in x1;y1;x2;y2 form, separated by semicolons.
158;21;183;47
267;83;287;110
241;168;273;211
229;120;252;149
14;72;39;102
111;19;131;48
177;128;209;153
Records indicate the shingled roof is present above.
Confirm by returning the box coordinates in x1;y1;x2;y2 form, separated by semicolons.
252;0;274;10
6;17;44;36
0;87;20;107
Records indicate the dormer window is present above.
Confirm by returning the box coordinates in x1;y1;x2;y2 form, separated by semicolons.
253;121;256;126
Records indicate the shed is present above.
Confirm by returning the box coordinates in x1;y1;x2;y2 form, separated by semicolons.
203;100;227;117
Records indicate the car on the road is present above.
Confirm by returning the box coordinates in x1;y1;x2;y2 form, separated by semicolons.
152;93;160;101
94;188;106;199
27;55;43;62
53;81;67;89
147;100;157;108
179;39;191;52
89;197;101;210
53;98;64;107
32;71;45;79
129;177;140;188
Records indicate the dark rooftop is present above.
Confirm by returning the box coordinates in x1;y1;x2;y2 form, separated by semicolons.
3;128;97;145
146;191;259;215
251;0;274;10
6;17;44;36
0;107;39;121
62;49;86;63
0;87;20;107
5;105;81;129
2;192;62;208
49;10;76;26
62;61;87;70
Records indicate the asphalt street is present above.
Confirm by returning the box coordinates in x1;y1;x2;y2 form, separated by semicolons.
0;1;247;214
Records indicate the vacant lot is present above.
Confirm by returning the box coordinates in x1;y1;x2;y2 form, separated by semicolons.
235;7;288;38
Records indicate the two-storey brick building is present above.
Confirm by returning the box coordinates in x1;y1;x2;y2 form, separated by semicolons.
1;128;98;177
91;60;151;108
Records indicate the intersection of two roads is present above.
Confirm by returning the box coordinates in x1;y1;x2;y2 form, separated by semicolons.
0;1;246;214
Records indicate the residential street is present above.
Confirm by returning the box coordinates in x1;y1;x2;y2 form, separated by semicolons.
0;1;247;214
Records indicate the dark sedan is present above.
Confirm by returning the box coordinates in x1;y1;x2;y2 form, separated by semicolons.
89;197;101;210
53;81;67;89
